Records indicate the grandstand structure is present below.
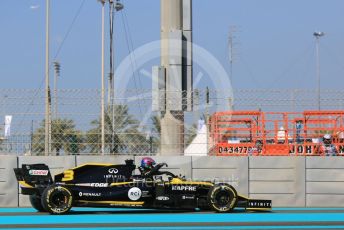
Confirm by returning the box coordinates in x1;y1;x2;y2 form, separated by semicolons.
209;110;344;156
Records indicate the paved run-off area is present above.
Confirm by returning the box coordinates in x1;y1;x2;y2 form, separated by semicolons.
1;208;344;229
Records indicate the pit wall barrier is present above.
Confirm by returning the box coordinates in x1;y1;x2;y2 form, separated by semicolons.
248;157;305;207
0;156;17;207
306;157;344;207
1;155;343;207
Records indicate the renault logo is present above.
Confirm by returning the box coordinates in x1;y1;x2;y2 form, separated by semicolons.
108;168;118;174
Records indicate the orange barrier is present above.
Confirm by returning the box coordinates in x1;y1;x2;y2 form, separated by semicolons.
208;110;344;156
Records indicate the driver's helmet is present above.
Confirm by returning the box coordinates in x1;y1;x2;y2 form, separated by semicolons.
140;157;156;170
323;134;332;145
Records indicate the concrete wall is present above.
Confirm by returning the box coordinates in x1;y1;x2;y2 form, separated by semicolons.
77;155;134;166
1;155;344;207
306;157;344;207
192;156;248;196
0;156;18;207
249;157;305;207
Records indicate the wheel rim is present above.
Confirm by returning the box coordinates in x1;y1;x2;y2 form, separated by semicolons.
49;188;71;212
215;190;230;206
211;186;236;211
51;193;68;208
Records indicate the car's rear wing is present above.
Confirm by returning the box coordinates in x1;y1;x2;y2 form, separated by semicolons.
14;164;53;195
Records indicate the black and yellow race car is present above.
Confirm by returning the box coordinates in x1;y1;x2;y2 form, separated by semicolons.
14;159;271;214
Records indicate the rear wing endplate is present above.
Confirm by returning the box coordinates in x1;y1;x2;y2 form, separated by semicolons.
14;164;53;189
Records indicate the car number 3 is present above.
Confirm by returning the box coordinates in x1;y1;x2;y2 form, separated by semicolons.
62;170;74;181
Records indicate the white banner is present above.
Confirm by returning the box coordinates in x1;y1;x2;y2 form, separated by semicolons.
4;115;12;137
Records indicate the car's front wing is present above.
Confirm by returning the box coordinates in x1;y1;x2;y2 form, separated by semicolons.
237;195;272;211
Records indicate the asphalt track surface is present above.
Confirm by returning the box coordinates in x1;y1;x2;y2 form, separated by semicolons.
1;207;344;229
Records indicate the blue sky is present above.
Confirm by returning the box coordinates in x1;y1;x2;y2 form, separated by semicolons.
1;0;344;91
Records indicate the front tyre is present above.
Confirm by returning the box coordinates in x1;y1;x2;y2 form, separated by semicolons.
41;185;73;214
29;195;46;212
207;184;237;212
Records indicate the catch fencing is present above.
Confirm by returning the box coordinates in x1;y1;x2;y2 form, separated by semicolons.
0;89;344;155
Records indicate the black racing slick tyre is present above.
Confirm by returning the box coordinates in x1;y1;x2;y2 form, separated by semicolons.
29;195;46;212
207;184;238;212
41;185;73;214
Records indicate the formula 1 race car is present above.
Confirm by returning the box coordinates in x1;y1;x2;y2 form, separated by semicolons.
14;159;271;214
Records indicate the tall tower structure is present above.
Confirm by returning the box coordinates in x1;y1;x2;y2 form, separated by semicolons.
153;0;193;155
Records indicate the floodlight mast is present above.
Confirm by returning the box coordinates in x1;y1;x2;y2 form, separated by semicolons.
108;0;123;105
313;31;325;111
98;0;123;154
108;0;123;154
98;0;106;154
45;0;51;156
115;1;123;11
53;61;60;120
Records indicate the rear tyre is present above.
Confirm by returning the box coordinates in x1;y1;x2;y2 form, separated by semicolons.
41;185;73;214
29;195;46;212
207;184;237;212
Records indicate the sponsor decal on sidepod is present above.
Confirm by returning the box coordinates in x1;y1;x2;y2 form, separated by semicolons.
78;192;101;197
128;187;142;201
171;185;196;192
